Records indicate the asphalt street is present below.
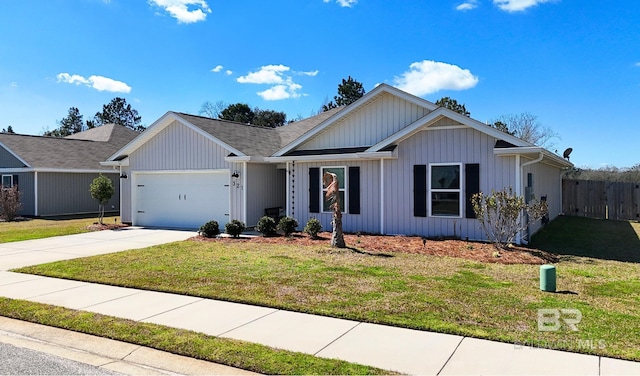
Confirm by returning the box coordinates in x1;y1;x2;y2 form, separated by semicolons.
0;342;123;375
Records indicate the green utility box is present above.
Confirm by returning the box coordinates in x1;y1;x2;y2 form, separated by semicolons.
540;264;556;292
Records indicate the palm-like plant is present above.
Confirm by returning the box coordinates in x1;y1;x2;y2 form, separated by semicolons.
323;172;346;248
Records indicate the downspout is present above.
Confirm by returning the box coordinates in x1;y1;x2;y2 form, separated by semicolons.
518;152;544;244
380;158;385;234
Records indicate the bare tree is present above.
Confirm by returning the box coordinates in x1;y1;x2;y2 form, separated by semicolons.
491;113;559;150
199;100;227;119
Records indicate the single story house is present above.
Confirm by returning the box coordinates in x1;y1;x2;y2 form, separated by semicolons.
0;124;139;217
104;84;572;242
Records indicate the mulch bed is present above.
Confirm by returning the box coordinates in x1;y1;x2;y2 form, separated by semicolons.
86;223;130;231
193;232;558;265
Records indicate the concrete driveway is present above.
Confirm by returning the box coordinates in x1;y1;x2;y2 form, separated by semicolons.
0;227;196;271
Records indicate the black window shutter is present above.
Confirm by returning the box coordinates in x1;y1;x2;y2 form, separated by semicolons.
12;175;18;190
348;166;360;214
465;163;480;218
309;168;320;213
413;165;427;217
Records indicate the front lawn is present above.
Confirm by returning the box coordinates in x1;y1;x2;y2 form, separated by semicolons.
0;216;118;243
16;217;640;362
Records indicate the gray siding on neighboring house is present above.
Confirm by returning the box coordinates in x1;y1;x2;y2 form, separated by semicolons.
383;127;516;240
36;172;120;216
245;163;286;227
0;146;26;168
523;161;563;236
293;160;381;234
14;172;35;216
122;120;234;223
299;92;431;150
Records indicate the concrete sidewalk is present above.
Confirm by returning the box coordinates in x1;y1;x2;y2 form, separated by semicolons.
1;228;640;375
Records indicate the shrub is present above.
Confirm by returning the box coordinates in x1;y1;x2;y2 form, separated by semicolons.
277;216;299;237
0;186;22;222
471;187;548;249
256;216;277;237
304;218;322;239
198;220;220;238
225;219;245;238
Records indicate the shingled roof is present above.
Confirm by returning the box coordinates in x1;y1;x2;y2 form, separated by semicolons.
0;124;139;170
173;107;342;157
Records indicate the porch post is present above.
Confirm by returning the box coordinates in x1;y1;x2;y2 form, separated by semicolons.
380;158;385;234
515;155;521;244
285;161;291;217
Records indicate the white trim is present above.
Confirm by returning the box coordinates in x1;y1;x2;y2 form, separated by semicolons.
494;147;572;168
321;166;347;214
101;159;129;167
380;159;385;234
428;162;463;218
242;161;248;224
273;84;439;157
1;174;13;188
515;155;521;244
264;151;394;163
0;140;31;167
368;108;531;153
106;112;246;162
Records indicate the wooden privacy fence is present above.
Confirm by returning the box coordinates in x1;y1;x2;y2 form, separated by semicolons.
563;179;640;220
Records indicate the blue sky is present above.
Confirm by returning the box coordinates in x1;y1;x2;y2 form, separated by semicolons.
1;0;638;169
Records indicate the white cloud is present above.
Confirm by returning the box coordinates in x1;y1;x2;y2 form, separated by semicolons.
493;0;555;12
323;0;357;7
257;83;302;101
635;62;640;67
148;0;211;23
237;65;290;84
10;82;17;88
211;65;223;72
297;70;319;77
57;73;132;93
239;65;313;101
225;70;233;75
393;60;479;96
456;0;478;11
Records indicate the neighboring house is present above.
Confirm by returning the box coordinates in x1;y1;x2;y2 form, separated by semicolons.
0;124;139;217
104;84;572;242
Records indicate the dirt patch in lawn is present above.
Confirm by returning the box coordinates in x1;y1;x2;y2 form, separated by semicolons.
194;232;558;265
86;223;130;231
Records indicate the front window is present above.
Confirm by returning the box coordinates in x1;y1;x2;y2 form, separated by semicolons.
322;166;346;212
430;164;462;217
1;175;12;189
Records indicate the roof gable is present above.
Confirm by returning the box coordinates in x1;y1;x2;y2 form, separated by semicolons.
274;84;440;157
106;109;340;161
0;125;138;170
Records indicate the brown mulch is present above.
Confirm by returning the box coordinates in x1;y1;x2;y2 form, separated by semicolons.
193;232;558;265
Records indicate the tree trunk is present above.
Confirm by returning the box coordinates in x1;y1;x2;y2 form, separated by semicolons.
331;207;346;248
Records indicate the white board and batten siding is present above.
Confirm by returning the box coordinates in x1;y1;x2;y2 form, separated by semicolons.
298;92;431;151
383;127;516;240
523;161;563;236
292;160;381;234
245;163;286;227
121;121;238;228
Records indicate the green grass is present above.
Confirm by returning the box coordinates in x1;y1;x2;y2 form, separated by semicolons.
0;298;387;375
0;216;116;243
16;218;640;362
529;216;640;262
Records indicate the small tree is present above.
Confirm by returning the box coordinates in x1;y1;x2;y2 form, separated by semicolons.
471;187;548;249
323;172;346;248
0;186;22;221
89;174;114;225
